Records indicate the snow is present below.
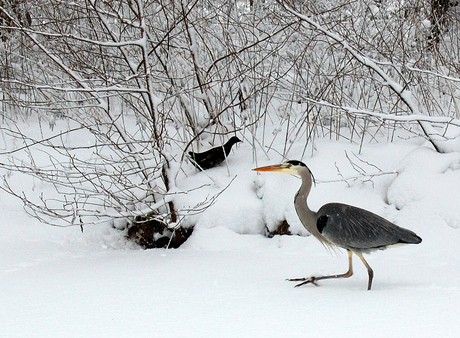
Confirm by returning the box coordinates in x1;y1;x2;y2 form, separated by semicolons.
388;147;460;228
2;127;460;337
422;19;431;29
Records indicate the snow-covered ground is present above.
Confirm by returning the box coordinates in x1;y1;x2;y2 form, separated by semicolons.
2;127;460;337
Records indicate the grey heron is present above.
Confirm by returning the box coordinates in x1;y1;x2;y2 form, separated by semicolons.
253;160;422;290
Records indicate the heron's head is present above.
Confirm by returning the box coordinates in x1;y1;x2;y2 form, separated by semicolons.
253;160;316;189
253;160;309;175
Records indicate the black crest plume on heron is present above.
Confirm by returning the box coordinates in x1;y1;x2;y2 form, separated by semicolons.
253;160;422;290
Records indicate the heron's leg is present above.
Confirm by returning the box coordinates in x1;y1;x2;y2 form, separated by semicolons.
287;250;354;287
355;252;374;290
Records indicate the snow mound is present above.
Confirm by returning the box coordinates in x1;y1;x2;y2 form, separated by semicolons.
253;172;306;235
387;147;460;228
187;171;266;235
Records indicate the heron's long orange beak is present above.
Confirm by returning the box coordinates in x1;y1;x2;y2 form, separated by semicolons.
252;164;285;172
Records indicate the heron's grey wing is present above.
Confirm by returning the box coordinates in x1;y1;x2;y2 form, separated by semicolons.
316;203;421;252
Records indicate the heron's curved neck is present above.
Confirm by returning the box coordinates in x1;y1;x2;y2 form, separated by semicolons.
294;170;321;238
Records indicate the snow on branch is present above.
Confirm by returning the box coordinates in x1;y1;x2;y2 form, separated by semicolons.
302;96;460;127
407;66;460;84
2;25;145;48
2;79;149;94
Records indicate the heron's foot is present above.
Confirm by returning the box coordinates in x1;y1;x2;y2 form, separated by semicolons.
286;277;320;288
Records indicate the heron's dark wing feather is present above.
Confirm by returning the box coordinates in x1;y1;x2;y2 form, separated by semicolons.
317;203;421;253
